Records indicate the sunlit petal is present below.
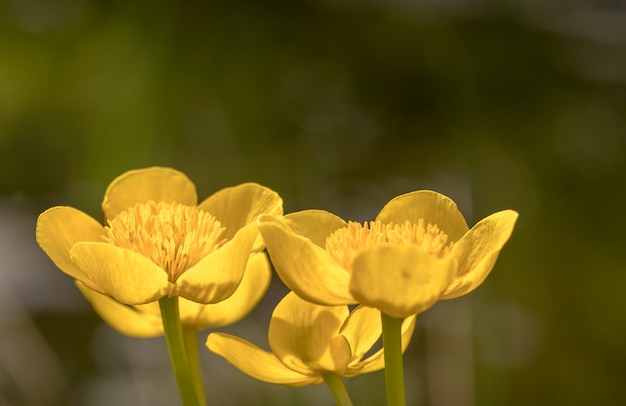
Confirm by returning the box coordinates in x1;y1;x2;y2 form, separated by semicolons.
102;167;198;221
400;314;418;351
350;246;457;319
269;292;352;374
198;183;283;241
132;300;162;319
207;333;321;387
376;190;469;242
173;223;258;304
339;305;382;362
179;252;271;328
70;242;170;304
258;215;354;305
76;281;163;337
442;210;519;299
348;315;417;376
36;206;105;289
282;210;347;248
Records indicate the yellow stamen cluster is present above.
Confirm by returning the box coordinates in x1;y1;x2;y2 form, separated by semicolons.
325;219;452;271
105;201;226;282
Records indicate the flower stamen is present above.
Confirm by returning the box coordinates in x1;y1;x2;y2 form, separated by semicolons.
104;201;226;282
325;220;452;271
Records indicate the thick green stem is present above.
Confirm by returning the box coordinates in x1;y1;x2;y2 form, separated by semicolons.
381;313;406;406
322;372;354;406
159;296;202;406
182;326;207;406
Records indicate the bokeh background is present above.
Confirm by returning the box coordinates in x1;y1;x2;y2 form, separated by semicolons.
1;0;625;405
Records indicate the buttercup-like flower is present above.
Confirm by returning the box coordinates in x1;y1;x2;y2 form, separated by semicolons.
206;291;416;387
258;190;517;319
36;167;283;306
75;252;272;337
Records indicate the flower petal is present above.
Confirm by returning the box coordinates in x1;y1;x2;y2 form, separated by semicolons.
70;242;170;304
339;305;382;362
207;333;321;387
282;210;347;248
269;292;352;374
347;315;417;376
401;314;418;351
350;246;457;319
173;222;258;304
36;207;105;289
178;252;272;328
441;209;519;299
76;281;163;338
258;215;354;305
376;190;469;242
102;167;198;221
198;183;283;242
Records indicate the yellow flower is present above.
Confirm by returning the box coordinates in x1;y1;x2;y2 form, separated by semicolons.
74;252;272;337
206;291;416;387
258;190;518;319
36;167;283;306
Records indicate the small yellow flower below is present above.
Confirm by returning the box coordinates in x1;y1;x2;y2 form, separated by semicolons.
206;292;416;387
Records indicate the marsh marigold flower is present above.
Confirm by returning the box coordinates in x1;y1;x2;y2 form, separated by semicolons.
206;291;416;387
36;167;283;307
258;190;517;319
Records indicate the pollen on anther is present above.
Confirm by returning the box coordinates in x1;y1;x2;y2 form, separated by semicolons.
104;201;226;282
325;219;452;271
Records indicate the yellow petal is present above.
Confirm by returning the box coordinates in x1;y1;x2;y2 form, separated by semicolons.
441;209;519;299
36;206;105;290
132;300;162;319
207;333;321;387
350;246;457;319
198;183;283;242
348;315;417;376
282;210;347;248
173;222;258;304
178;252;271;328
339;305;382;362
401;314;418;351
76;281;163;338
70;242;170;304
376;190;470;242
269;292;352;374
258;215;354;305
102;167;198;221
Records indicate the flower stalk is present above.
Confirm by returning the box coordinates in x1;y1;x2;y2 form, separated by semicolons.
381;313;406;406
183;326;208;406
322;372;354;406
159;296;203;406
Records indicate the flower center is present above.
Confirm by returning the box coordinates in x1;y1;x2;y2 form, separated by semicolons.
325;219;452;271
104;201;226;282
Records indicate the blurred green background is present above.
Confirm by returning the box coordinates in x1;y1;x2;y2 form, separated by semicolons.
1;0;625;405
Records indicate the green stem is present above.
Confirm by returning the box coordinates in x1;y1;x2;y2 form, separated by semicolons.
182;326;208;406
322;372;354;406
381;313;406;406
159;296;202;406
